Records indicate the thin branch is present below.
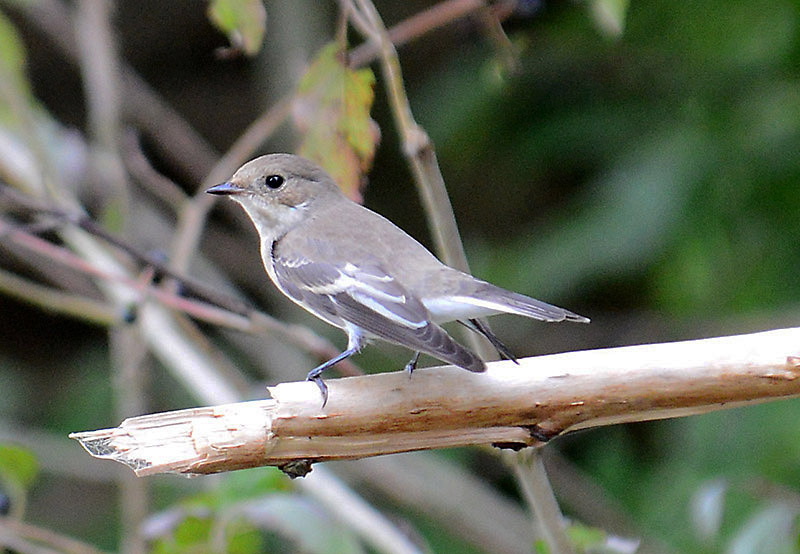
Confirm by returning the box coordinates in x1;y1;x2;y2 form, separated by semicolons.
474;2;521;74
4;0;218;181
204;96;294;190
302;466;424;554
0;266;117;325
340;3;575;547
348;0;489;67
122;130;187;211
1;184;252;314
76;4;154;548
540;450;672;553
71;326;800;476
347;0;472;270
110;326;150;554
0;519;109;554
165;97;292;278
74;0;123;149
0;214;361;375
510;450;575;554
335;453;537;553
169;0;510;277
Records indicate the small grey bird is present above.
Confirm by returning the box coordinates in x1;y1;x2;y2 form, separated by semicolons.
208;154;588;404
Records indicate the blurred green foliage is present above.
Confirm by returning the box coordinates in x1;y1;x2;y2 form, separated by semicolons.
408;0;800;551
149;468;366;554
414;0;800;317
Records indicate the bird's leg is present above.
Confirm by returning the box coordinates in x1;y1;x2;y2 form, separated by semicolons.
462;319;519;364
306;347;360;407
307;327;365;407
404;351;421;377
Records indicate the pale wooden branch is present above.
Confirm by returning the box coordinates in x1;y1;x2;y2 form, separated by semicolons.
71;326;800;477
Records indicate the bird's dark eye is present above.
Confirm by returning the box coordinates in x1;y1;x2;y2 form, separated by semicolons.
265;174;285;189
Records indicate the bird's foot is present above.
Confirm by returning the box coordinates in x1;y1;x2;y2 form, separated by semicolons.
404;352;421;378
306;372;329;408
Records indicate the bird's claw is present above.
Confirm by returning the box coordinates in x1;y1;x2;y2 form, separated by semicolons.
404;352;421;378
306;372;329;408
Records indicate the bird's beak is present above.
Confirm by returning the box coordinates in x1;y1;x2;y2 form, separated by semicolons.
206;181;245;195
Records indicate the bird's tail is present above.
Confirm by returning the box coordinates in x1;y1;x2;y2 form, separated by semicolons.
464;282;590;323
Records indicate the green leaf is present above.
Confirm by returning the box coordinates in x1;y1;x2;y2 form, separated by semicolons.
589;0;630;38
219;467;291;504
0;8;34;124
0;444;39;491
293;42;379;202
226;520;264;554
0;9;25;75
151;513;213;554
207;0;267;56
173;515;212;547
567;522;607;550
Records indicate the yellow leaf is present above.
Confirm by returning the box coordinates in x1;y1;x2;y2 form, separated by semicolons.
293;43;379;202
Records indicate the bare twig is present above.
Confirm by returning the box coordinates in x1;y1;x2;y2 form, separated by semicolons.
474;2;521;74
348;0;489;67
110;326;150;554
341;1;574;547
4;0;219;181
166;96;293;277
301;467;424;554
122;130;187;210
0;214;362;374
170;0;510;278
540;450;671;553
120;70;218;181
75;4;158;548
335;453;537;554
75;0;123;150
346;0;473;273
510;450;575;554
0;519;109;554
71;326;800;476
204;97;294;190
0;266;117;325
1;185;252;314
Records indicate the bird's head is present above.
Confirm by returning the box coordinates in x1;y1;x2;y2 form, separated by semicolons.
207;153;341;240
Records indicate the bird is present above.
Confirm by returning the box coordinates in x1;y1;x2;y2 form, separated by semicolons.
207;154;588;405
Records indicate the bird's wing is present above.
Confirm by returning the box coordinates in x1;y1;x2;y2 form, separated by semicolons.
272;255;485;372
